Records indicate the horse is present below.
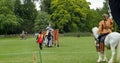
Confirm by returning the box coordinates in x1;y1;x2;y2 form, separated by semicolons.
92;27;120;63
20;32;27;40
53;29;59;47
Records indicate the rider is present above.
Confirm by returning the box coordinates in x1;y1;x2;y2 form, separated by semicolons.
22;30;25;34
97;13;113;53
46;23;53;31
45;23;53;36
45;23;53;47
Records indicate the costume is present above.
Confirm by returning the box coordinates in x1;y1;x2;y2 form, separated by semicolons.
37;34;44;50
44;25;53;47
97;18;113;52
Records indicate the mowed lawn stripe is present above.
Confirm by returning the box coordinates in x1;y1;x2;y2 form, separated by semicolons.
0;36;111;63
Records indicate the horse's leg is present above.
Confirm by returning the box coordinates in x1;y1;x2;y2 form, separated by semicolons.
97;52;102;63
53;38;56;46
21;35;23;40
56;40;59;47
103;51;108;62
47;40;49;47
20;35;22;40
20;34;23;40
108;47;115;63
55;36;59;47
46;38;48;46
23;35;25;40
20;37;22;40
23;35;25;39
44;37;47;46
50;38;53;47
54;40;56;46
24;35;26;40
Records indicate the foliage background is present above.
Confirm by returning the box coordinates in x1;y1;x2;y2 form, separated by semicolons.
0;0;118;34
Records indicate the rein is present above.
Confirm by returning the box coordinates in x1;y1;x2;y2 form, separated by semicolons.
93;36;98;41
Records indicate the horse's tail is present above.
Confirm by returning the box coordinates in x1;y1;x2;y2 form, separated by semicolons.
117;39;120;62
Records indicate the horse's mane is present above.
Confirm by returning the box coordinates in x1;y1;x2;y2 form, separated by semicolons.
92;27;98;32
92;27;99;38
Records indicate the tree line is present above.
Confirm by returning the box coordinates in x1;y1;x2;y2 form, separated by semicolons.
0;0;116;35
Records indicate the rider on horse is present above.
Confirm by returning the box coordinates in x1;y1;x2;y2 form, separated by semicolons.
97;13;113;53
22;30;25;34
45;23;54;47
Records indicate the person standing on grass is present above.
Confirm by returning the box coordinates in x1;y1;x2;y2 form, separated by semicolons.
37;31;44;50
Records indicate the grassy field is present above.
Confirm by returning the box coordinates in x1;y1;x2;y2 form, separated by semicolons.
0;36;117;63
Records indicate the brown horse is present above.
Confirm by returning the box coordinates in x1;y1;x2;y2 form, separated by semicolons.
53;29;59;47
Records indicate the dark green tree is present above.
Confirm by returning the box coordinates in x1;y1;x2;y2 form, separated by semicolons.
40;0;51;14
0;0;21;34
50;0;90;32
86;0;109;32
86;9;101;31
14;0;38;33
34;11;50;32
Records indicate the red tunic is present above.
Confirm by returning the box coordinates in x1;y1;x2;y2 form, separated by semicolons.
37;34;43;44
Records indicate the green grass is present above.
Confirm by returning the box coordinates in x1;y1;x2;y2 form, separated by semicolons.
0;36;117;63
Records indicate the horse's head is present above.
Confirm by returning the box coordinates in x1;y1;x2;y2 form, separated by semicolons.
92;27;99;44
92;27;99;39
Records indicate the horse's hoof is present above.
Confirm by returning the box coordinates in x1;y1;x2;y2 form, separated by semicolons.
103;58;108;62
57;45;59;47
97;60;101;63
97;58;102;63
97;61;101;63
108;61;114;63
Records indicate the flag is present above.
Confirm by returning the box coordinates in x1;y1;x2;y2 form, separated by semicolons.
109;0;120;28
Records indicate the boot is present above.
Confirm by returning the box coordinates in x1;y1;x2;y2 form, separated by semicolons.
100;42;104;54
96;42;100;52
